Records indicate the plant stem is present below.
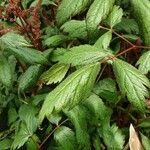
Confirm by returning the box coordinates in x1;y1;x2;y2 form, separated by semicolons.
96;63;107;82
99;25;135;46
115;46;136;57
39;119;69;149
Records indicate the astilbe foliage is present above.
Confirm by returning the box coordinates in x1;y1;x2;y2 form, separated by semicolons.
0;0;150;150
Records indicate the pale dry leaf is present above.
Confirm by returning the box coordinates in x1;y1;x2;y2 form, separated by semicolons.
129;124;143;150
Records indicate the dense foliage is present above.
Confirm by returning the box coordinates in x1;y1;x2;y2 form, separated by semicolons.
0;0;150;149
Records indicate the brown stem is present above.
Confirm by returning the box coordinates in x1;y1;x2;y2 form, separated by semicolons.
39;119;69;149
116;45;150;57
115;46;136;57
113;30;134;46
99;25;135;46
96;63;107;82
99;45;150;65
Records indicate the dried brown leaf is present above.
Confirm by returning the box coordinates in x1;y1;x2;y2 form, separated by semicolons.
129;124;143;150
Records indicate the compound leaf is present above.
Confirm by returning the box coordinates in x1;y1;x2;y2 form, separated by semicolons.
112;58;150;111
83;94;125;149
102;124;125;150
83;94;112;125
64;106;90;148
54;126;77;150
12;123;31;150
19;105;38;134
39;63;100;123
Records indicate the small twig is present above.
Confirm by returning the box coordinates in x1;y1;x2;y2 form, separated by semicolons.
99;45;150;66
99;25;134;46
115;46;136;57
113;30;134;46
39;119;69;149
116;45;150;57
96;64;107;82
135;45;150;49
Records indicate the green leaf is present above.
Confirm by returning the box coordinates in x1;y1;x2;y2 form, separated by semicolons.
83;94;112;125
61;20;87;39
140;133;150;150
112;58;150;111
26;136;39;150
0;139;13;150
136;51;150;75
81;94;125;149
94;31;112;49
39;63;100;123
123;34;139;42
42;26;59;38
56;0;92;26
64;106;90;148
101;124;125;150
138;120;150;128
54;126;77;150
18;65;43;92
43;48;53;60
8;55;17;81
92;135;102;150
50;48;67;62
0;33;48;64
7;47;48;65
41;63;70;85
12;123;32;150
31;94;47;106
93;78;118;102
47;113;62;125
115;18;139;34
44;35;70;47
8;108;18;125
21;0;33;9
0;56;13;87
86;0;115;39
0;32;31;48
106;5;123;28
58;45;110;66
19;105;38;134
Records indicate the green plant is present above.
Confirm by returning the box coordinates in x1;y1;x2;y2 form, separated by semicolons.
0;0;150;150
